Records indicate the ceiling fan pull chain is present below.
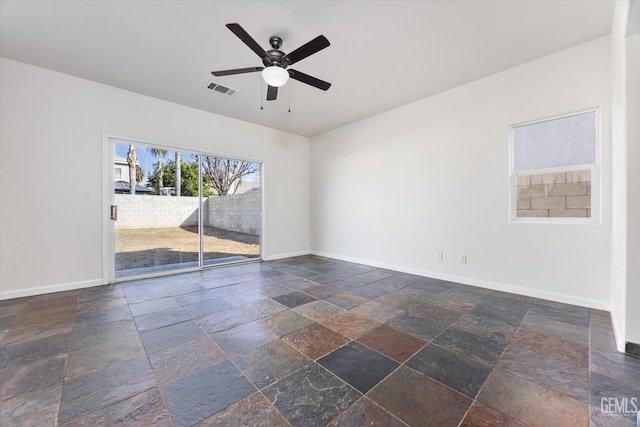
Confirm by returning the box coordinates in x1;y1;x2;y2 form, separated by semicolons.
260;76;264;110
288;82;291;113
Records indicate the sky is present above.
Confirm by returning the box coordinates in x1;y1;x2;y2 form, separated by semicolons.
114;142;259;184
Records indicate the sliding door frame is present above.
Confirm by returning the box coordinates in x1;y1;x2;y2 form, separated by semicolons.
102;133;264;284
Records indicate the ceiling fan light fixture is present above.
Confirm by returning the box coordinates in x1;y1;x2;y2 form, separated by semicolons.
262;65;289;87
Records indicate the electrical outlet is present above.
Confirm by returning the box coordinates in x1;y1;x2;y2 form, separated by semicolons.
458;255;467;264
280;238;286;246
436;252;443;261
82;189;92;199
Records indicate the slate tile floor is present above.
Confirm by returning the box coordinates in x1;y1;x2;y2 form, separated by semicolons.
1;255;639;426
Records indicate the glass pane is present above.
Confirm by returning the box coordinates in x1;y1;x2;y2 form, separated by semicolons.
513;111;596;171
201;155;261;266
515;168;592;219
114;143;200;277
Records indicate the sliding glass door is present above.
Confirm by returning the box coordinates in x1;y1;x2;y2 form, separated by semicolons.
110;139;261;279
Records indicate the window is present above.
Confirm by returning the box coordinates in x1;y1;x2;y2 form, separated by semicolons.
510;110;598;222
114;168;122;180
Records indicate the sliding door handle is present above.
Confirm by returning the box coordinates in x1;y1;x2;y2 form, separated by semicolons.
110;205;118;221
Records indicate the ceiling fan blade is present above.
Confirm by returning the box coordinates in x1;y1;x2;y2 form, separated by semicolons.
211;66;264;76
288;69;331;91
283;35;330;65
266;85;278;101
226;23;271;60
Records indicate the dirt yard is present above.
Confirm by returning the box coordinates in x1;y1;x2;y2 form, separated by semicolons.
115;226;259;271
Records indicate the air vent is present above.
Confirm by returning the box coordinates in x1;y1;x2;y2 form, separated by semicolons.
206;82;238;97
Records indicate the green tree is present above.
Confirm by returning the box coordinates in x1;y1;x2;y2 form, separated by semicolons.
147;159;212;196
175;151;182;197
135;165;144;184
126;145;137;194
148;148;168;193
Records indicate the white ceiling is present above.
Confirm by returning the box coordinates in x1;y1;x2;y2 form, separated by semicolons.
0;0;614;137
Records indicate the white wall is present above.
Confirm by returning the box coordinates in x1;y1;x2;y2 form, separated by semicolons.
311;37;612;309
610;0;629;351
624;31;640;345
610;0;640;351
0;57;310;298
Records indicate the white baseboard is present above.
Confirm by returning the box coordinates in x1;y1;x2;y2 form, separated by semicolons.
610;311;627;352
0;279;103;300
310;250;610;311
262;250;311;261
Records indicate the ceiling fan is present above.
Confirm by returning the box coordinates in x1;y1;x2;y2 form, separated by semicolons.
211;23;331;101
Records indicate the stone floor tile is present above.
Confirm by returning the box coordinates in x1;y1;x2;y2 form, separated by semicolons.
432;313;517;364
406;344;492;398
0;316;74;346
140;320;205;354
210;321;277;356
386;314;448;341
0;332;70;400
134;307;193;332
319;311;379;339
349;301;403;323
510;327;589;368
162;360;255;427
459;402;525;427
149;336;226;385
293;300;345;322
69;318;138;350
318;341;398;393
304;285;340;299
357;324;426;362
590;405;638;427
368;365;471;427
59;387;172;427
58;356;156;425
520;312;589;345
590;371;640;410
263;362;361;427
326;397;406;427
236;298;288;321
129;297;180;317
282;323;349;359
256;310;315;337
260;284;296;298
233;339;310;389
590;347;640;387
75;297;129;315
0;256;635;427
324;292;369;310
0;382;61;427
528;301;590;328
222;289;268;308
196;391;290;426
407;300;465;325
74;305;132;330
477;368;589;426
469;297;531;326
65;335;146;380
197;308;253;335
498;345;590;402
374;292;423;311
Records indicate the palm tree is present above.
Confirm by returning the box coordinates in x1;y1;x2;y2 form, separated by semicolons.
148;147;168;194
175;151;181;197
126;145;137;195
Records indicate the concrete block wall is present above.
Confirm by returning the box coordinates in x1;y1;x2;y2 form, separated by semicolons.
516;169;591;218
206;189;261;235
114;194;200;228
114;189;261;235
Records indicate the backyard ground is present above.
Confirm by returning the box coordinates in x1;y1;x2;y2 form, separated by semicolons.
115;226;259;271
